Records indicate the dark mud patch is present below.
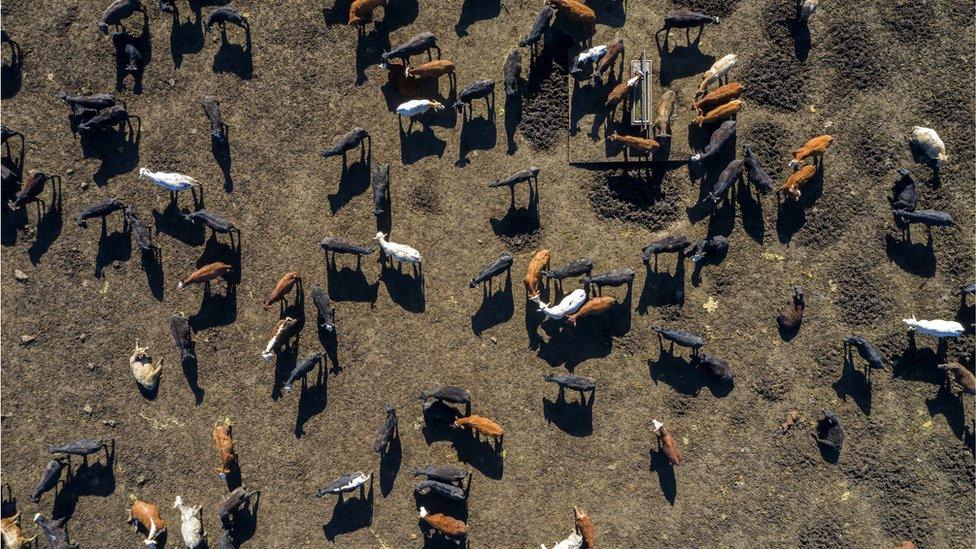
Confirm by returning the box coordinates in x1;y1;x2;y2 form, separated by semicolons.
409;180;442;214
882;0;937;42
940;0;976;27
834;265;893;329
798;517;854;549
519;32;571;151
739;120;792;181
823;21;889;96
753;361;795;401
672;0;739;19
741;51;809;112
587;170;680;230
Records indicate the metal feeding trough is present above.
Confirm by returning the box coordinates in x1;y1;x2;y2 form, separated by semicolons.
629;55;653;130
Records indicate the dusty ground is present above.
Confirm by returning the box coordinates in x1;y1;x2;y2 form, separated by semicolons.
1;0;974;547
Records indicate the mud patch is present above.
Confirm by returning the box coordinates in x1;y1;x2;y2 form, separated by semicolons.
823;22;889;96
739;120;792;181
741;51;808;112
588;170;680;230
519;33;571;151
797;517;854;549
672;0;740;18
834;265;891;328
409;180;442;214
753;361;795;401
882;0;937;41
940;0;976;26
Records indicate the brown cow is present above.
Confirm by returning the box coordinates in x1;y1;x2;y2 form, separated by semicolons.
652;419;681;466
419;507;467;537
348;0;386;26
574;507;595;548
694;99;743;126
263;271;301;309
128;500;167;547
525;249;551;298
780;164;816;199
405;59;456;80
653;89;677;136
789;134;834;169
178;262;232;290
609;132;660;155
547;0;596;24
595;37;623;83
568;296;616;325
939;362;975;395
0;514;36;549
691;82;744;114
453;415;504;442
606;73;642;110
212;421;238;479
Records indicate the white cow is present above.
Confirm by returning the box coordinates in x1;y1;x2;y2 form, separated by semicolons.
903;316;964;338
375;232;422;266
534;289;587;321
173;497;205;549
139;168;200;192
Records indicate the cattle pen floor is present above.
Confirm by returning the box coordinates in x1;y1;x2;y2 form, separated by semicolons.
1;0;974;548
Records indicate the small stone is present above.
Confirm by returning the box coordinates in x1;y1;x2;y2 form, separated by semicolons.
78;333;86;342
83;404;93;415
490;336;497;344
167;78;176;87
409;534;418;540
20;335;35;346
87;362;96;371
607;463;616;470
66;168;75;175
103;419;117;428
81;180;89;190
135;474;146;485
14;270;28;282
112;260;122;269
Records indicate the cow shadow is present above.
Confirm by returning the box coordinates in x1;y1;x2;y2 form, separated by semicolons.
326;255;379;304
380;261;425;313
212;131;234;191
53;451;117;520
470;273;514;336
354;24;391;86
891;333;946;385
648;349;731;397
457;111;496;167
656;34;714;86
542;390;594;436
536;318;613;371
197;232;242;284
452;431;504;480
637;258;686;313
329;157;371;214
489;185;539;238
294;359;328;438
169;3;206;69
832;352;873;416
884;232;936;278
456;0;500;36
649;449;677;505
570;79;609;140
399;124;447;165
591;0;625;27
212;26;253;79
926;382;967;440
79;124;141;187
775;168;824;244
379;436;402;497
152;200;205;246
504;93;521;154
1;33;23;99
26;178;64;265
189;283;238;330
94;220;133;278
323;481;374;541
737;179;766;244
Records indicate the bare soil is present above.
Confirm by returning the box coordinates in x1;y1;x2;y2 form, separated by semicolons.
1;0;974;547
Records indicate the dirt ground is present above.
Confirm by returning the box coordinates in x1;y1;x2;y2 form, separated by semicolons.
1;0;974;547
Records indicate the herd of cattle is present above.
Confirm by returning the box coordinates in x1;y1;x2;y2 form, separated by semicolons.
1;0;973;547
